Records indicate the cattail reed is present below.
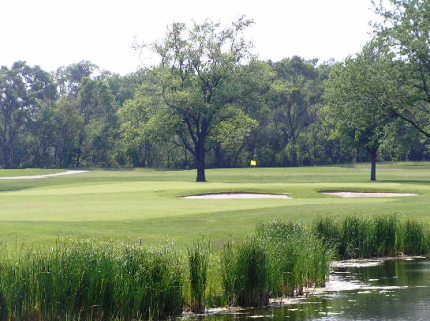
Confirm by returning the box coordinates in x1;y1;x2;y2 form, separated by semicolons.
187;240;210;313
312;214;430;259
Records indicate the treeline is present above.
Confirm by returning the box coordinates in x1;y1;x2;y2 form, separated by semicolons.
1;0;430;177
0;57;426;171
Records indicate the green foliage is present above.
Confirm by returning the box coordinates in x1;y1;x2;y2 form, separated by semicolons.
220;240;237;305
234;238;270;307
373;0;430;138
0;61;56;168
5;1;430;170
323;43;402;179
268;57;321;147
127;17;261;181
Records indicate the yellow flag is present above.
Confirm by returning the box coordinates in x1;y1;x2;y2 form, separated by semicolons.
250;160;257;166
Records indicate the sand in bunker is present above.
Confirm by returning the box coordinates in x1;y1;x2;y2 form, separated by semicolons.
184;193;290;199
323;191;417;198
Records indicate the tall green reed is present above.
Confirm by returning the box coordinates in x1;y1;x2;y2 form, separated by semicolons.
401;220;429;255
234;237;270;307
220;238;270;307
115;243;183;320
220;240;236;306
313;216;342;254
312;214;430;259
0;240;184;321
187;240;210;313
340;215;374;258
374;214;398;256
256;221;333;296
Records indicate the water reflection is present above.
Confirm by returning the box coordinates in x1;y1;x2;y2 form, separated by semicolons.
194;258;430;321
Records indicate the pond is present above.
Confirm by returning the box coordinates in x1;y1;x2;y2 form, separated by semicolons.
195;257;430;321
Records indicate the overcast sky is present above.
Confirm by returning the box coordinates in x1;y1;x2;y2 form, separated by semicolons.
1;0;379;75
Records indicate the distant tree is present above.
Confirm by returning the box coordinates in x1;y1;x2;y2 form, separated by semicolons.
75;77;119;166
131;17;255;181
104;70;149;106
52;97;84;167
263;57;324;165
0;62;56;168
53;62;120;167
54;61;98;97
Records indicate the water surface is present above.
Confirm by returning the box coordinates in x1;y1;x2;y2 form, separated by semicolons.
198;258;430;321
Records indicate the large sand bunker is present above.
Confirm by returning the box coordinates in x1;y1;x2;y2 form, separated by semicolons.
323;191;417;198
184;193;290;199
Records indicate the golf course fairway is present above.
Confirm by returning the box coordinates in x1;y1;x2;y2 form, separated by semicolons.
1;162;430;249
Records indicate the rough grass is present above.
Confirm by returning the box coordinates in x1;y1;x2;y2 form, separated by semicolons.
1;163;430;249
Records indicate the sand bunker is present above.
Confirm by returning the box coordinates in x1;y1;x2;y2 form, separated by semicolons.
0;170;89;180
184;193;290;199
323;191;417;198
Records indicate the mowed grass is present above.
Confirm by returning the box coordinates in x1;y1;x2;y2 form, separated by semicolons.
1;162;430;249
0;168;64;177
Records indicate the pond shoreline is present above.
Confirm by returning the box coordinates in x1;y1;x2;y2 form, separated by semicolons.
183;255;428;318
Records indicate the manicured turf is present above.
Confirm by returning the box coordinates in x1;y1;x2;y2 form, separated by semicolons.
1;163;430;249
0;168;64;177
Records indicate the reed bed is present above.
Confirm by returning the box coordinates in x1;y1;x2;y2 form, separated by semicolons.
217;221;333;307
312;214;430;259
0;216;428;320
401;220;428;255
0;241;183;321
255;221;333;297
219;238;270;307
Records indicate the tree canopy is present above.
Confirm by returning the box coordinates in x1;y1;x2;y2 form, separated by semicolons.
129;17;258;182
0;61;56;168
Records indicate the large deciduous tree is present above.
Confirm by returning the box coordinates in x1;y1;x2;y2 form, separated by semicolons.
373;0;430;137
132;17;255;182
324;44;397;181
0;61;56;168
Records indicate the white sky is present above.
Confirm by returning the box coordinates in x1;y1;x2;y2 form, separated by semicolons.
1;0;379;75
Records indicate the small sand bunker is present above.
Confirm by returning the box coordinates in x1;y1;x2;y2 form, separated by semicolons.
323;191;417;198
184;193;290;199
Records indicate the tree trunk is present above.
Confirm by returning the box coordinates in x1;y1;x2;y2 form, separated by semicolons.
369;148;377;181
2;146;12;169
195;142;206;182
